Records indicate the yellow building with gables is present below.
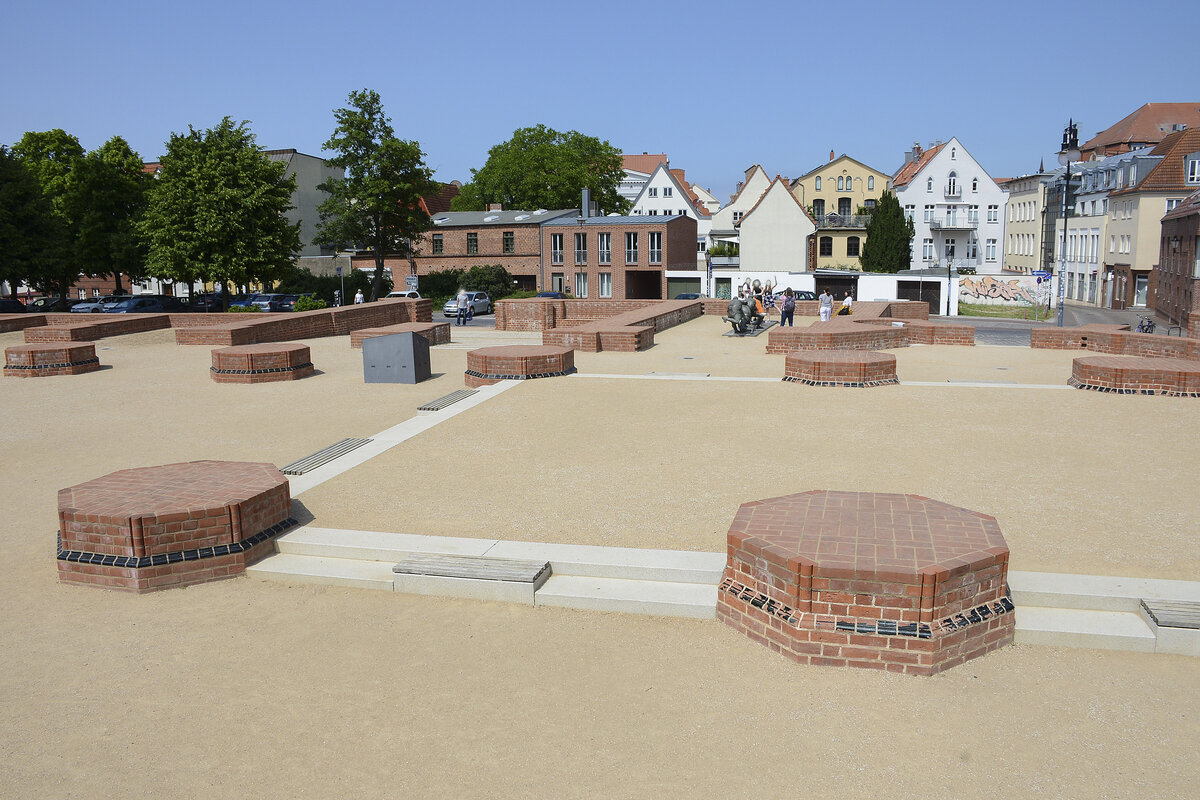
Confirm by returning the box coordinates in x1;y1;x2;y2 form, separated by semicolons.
790;153;892;270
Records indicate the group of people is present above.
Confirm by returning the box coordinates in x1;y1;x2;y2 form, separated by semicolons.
818;288;853;322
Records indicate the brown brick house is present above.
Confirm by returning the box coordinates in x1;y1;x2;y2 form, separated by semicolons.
1154;189;1200;334
540;213;698;299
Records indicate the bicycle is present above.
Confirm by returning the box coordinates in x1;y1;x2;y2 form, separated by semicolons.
1135;315;1156;334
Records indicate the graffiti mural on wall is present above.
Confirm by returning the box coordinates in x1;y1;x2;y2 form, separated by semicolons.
958;275;1035;305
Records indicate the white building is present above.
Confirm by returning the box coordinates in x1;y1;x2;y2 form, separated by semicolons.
707;164;773;255
629;163;712;268
893;138;1006;274
618;153;668;207
736;178;815;271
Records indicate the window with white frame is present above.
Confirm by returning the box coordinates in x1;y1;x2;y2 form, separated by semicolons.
904;204;915;221
922;238;934;260
648;231;662;263
732;211;743;223
648;187;658;197
598;272;612;298
1110;235;1115;253
696;240;706;253
927;177;933;192
968;204;979;223
625;232;638;263
985;239;997;261
663;187;673;197
923;204;934;222
837;176;844;190
1167;198;1182;212
574;272;588;298
951;147;957;159
597;232;611;264
1188;155;1200;183
551;233;563;264
947;172;958;195
972;177;978;192
987;205;998;223
968;240;978;260
574;232;587;264
868;176;874;191
814;176;821;190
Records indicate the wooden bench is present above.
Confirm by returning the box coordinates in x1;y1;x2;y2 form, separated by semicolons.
392;554;552;605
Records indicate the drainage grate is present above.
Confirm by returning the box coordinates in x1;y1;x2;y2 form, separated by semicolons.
417;389;478;412
1141;599;1200;629
280;438;372;475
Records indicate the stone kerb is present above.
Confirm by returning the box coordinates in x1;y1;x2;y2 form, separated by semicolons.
350;322;451;349
4;342;101;377
717;490;1014;676
1070;355;1200;396
210;343;314;383
57;460;296;592
465;345;575;388
784;350;898;387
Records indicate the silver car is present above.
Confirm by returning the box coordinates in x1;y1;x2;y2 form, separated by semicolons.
442;292;491;317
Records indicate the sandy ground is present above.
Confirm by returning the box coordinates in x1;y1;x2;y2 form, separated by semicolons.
1;319;1198;799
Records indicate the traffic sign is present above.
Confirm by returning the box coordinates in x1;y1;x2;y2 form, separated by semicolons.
336;266;343;276
405;275;419;290
1032;270;1051;279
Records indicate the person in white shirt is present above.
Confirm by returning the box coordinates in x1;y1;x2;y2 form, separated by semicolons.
818;289;833;322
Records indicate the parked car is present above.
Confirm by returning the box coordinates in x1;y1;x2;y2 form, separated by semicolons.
535;291;567;298
385;290;421;300
794;290;816;301
251;293;290;312
188;293;225;312
25;296;81;313
71;295;126;313
674;292;702;300
105;295;189;313
278;294;315;312
442;291;491;317
0;299;27;313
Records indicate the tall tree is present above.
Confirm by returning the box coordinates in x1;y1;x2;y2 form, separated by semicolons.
11;130;86;300
62;136;151;293
451;124;629;214
859;190;915;273
0;146;57;299
140;118;300;301
316;89;439;301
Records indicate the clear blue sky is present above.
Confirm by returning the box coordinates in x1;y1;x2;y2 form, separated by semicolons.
3;0;1195;203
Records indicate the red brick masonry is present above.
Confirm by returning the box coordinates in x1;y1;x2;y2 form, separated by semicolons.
4;342;101;377
1032;324;1200;360
1070;355;1200;396
57;460;295;592
465;345;575;388
784;350;898;387
350;322;451;349
718;490;1014;676
210;343;314;384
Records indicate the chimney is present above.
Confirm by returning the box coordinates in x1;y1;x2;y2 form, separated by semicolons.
581;187;590;219
487;203;503;212
906;142;922;165
829;150;835;162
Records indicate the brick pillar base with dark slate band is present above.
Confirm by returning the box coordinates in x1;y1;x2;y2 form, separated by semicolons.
717;490;1014;676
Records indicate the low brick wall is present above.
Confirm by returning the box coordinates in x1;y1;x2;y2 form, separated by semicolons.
0;314;50;333
175;299;429;346
1032;324;1200;361
4;342;101;377
541;300;702;353
23;314;171;342
1069;355;1200;396
57;460;295;592
783;350;898;387
465;345;575;387
210;343;314;383
350;322;451;349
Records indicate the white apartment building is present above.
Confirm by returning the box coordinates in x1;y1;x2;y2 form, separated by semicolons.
629;162;713;267
893;138;1006;274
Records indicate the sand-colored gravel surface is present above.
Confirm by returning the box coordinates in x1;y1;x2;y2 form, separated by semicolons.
1;319;1198;799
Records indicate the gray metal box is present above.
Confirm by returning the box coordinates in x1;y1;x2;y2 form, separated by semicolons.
362;332;430;384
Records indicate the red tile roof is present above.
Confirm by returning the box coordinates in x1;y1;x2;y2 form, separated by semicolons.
1111;128;1200;196
1163;188;1200;222
891;143;945;189
1082;103;1200;156
423;182;461;214
668;168;711;218
621;153;668;174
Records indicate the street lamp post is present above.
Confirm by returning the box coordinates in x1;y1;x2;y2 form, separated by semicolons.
1056;120;1080;327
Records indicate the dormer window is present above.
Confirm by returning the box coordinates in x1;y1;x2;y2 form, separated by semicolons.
1187;153;1200;183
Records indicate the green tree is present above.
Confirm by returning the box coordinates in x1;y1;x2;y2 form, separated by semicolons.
0;146;58;299
140;118;300;303
316;89;439;301
450;124;629;214
859;190;914;273
11;130;87;300
62;136;151;293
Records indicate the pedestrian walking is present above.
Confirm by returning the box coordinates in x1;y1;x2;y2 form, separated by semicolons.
818;288;833;322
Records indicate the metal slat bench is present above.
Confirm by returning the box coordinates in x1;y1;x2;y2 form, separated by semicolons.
1141;599;1200;629
392;554;552;605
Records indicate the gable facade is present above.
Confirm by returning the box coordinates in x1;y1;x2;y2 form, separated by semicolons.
737;178;816;271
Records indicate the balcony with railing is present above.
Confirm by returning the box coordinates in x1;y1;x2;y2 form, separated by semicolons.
944;183;962;199
816;213;871;229
929;214;977;230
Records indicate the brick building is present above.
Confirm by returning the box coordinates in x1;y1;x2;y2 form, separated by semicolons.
540;213;698;299
1154;189;1200;332
352;209;576;291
